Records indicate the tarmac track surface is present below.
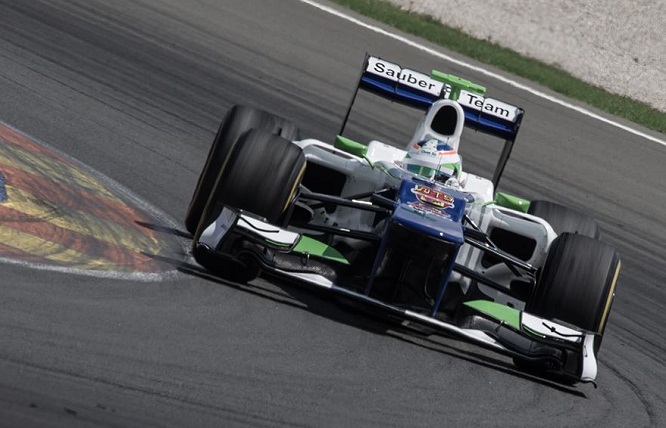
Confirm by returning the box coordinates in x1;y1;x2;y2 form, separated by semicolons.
0;0;664;426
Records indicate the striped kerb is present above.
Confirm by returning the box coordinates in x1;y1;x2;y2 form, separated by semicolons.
0;123;185;279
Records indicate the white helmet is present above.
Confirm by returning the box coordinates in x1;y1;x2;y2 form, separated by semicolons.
403;138;462;181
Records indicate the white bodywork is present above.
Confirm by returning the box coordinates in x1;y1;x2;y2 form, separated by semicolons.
292;97;556;303
293;135;557;305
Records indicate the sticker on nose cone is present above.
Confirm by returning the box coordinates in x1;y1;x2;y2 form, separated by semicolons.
0;122;187;280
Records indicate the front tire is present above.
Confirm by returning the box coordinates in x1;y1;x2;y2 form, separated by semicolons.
185;105;300;234
193;129;306;281
526;233;621;350
206;129;305;226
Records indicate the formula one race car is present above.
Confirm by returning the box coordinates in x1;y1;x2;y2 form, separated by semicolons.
186;55;621;386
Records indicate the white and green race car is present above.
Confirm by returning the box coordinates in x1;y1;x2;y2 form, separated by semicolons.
185;55;621;386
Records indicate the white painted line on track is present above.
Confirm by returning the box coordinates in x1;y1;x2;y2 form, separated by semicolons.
298;0;666;148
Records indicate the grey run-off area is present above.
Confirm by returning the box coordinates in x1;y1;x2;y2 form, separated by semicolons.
388;0;666;112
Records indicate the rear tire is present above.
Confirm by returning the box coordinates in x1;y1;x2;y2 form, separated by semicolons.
185;105;300;234
193;129;306;281
528;200;600;239
526;233;621;350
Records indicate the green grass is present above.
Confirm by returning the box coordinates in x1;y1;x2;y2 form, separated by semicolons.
329;0;666;134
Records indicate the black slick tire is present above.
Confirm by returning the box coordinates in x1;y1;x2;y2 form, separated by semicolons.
528;200;600;239
208;129;306;226
193;129;306;282
526;233;621;350
185;105;300;234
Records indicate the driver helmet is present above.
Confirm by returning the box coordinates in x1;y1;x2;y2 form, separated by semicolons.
403;138;462;181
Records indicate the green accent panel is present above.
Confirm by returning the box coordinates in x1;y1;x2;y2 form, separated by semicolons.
293;236;350;265
431;70;486;100
495;192;530;213
464;300;521;330
334;135;367;158
523;325;546;339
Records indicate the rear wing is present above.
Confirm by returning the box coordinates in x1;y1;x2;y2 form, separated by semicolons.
340;55;524;187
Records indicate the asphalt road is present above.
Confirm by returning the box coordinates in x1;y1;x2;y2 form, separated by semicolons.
0;0;664;426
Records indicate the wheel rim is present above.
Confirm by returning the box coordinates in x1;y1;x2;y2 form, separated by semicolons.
598;260;621;333
282;162;306;214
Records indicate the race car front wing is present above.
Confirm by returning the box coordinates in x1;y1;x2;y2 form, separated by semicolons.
196;207;599;385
